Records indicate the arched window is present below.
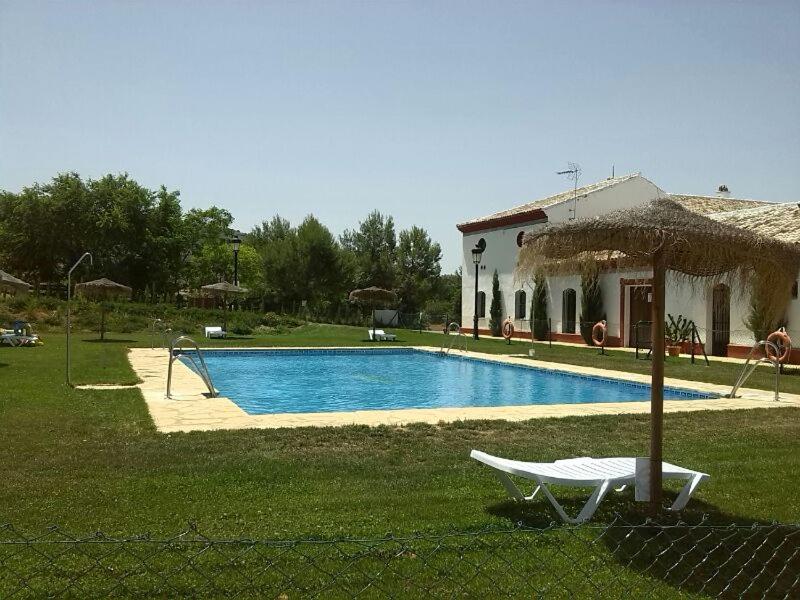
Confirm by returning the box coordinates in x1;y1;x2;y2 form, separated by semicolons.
477;291;486;318
562;288;576;333
514;290;526;319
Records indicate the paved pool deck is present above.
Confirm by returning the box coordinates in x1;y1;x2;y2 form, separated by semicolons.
119;346;800;433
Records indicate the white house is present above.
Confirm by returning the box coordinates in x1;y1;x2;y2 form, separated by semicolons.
457;174;800;360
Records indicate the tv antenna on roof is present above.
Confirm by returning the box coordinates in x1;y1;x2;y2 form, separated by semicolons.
557;162;581;220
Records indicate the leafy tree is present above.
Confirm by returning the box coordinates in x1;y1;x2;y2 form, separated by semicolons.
251;214;349;313
488;269;503;336
396;225;442;313
295;215;347;308
580;269;605;345
251;215;302;309
531;273;549;340
181;207;235;288
424;268;462;323
340;210;397;289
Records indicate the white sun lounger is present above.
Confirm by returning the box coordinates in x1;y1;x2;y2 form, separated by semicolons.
368;329;396;341
471;450;708;524
204;326;226;339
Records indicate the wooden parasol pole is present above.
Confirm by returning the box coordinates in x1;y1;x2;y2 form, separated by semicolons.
650;247;666;512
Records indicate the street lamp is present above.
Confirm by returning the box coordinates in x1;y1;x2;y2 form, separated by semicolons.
230;236;241;286
471;244;484;341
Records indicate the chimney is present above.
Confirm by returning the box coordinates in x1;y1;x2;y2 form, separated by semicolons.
716;184;731;198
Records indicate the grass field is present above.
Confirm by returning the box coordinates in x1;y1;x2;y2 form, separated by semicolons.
1;324;799;596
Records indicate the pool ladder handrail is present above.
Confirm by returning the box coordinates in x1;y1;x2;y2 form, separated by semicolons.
167;336;217;399
440;322;467;355
150;318;172;349
729;339;783;402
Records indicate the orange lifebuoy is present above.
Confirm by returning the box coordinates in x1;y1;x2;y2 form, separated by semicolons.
502;318;515;340
765;328;792;363
591;320;607;347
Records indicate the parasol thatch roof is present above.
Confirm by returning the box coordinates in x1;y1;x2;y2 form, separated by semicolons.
349;287;397;305
0;270;32;294
669;194;772;215
708;202;800;245
518;198;800;318
74;278;132;301
201;281;249;296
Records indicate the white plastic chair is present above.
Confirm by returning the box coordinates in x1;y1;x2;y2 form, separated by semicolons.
367;329;396;341
204;326;226;339
471;450;708;523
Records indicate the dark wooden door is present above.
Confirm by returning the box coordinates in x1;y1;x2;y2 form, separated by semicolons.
628;286;652;347
712;284;730;356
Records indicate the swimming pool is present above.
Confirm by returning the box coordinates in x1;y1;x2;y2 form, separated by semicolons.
179;348;714;415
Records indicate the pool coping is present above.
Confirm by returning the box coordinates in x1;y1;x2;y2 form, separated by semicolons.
126;346;800;432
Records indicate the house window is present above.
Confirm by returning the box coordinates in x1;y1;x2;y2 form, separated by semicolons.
562;288;577;333
515;290;527;319
477;291;486;318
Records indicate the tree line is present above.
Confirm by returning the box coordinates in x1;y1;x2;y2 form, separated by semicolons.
0;172;461;319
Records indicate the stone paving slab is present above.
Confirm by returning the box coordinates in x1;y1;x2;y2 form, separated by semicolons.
126;347;800;433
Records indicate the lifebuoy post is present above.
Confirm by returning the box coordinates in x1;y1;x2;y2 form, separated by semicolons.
591;320;607;355
502;317;515;345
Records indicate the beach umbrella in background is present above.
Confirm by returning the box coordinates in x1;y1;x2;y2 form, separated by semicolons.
201;281;249;331
0;270;33;296
74;278;133;340
517;198;800;512
349;286;398;340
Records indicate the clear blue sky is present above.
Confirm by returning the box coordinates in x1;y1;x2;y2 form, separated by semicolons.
2;1;798;271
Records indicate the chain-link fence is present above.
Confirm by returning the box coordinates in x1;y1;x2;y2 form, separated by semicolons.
2;517;798;598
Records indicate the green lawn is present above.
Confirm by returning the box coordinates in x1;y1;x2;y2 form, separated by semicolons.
1;324;798;597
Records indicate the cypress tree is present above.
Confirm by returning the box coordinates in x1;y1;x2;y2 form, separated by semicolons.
580;269;605;345
488;269;503;336
531;273;549;340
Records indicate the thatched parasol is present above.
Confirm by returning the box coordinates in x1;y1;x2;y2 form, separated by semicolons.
201;282;249;330
0;270;32;295
75;278;133;340
202;281;249;296
518;198;800;511
349;287;397;340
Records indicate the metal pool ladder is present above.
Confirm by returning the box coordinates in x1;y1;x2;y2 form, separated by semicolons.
729;340;782;402
167;336;217;399
440;322;467;355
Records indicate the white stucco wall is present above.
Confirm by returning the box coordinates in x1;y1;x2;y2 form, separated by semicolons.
459;173;800;350
461;175;664;334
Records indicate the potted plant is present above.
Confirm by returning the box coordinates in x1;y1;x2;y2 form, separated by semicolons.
665;314;691;357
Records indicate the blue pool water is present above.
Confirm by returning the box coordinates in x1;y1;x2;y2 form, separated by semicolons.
181;349;714;415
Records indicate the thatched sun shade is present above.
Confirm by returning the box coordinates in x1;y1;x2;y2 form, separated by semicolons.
349;287;397;340
348;286;397;305
74;278;133;301
0;270;32;295
74;278;133;340
201;281;249;297
518;198;800;511
201;282;249;331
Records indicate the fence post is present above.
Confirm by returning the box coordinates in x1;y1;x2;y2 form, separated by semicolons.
690;322;696;364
